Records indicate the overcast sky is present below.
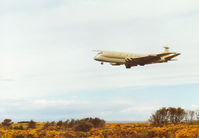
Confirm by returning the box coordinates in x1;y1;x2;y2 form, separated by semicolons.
0;0;199;121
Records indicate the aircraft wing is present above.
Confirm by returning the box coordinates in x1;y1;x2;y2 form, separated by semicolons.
125;52;172;65
156;52;174;57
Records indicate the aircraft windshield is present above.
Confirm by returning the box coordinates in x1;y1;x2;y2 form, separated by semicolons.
97;51;103;55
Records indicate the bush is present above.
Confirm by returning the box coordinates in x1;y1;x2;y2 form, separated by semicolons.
13;125;24;130
43;122;50;129
2;119;12;128
18;121;30;123
73;121;93;132
27;120;36;129
91;118;105;128
81;117;105;128
57;120;63;127
68;119;76;128
63;120;69;128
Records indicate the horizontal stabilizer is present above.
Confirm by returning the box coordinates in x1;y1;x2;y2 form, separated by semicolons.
165;53;181;60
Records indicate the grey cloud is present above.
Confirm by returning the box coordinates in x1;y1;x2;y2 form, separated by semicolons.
0;97;159;121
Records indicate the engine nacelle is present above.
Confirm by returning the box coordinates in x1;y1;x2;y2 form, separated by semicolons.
110;63;121;66
160;57;165;61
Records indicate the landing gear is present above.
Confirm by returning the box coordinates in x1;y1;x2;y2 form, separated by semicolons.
125;64;131;69
101;62;104;65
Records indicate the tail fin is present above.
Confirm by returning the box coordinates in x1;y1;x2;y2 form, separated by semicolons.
164;46;169;53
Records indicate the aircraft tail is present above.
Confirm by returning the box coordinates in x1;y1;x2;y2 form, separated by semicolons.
164;46;170;53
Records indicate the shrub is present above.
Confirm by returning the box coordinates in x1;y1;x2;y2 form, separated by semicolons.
81;117;105;128
18;121;30;123
27;120;36;129
73;120;93;132
90;117;105;128
50;121;56;126
57;120;63;127
64;120;69;128
13;125;24;130
43;122;50;129
2;119;12;128
69;119;76;128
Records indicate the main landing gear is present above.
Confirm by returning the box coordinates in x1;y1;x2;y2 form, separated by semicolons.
125;64;131;69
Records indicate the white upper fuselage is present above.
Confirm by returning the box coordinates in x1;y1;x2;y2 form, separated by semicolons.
94;51;145;64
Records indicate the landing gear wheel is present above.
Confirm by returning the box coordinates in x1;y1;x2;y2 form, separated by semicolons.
125;65;131;69
101;62;104;65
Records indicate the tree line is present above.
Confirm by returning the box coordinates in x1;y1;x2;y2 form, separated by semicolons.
0;117;105;132
1;107;199;131
149;107;199;126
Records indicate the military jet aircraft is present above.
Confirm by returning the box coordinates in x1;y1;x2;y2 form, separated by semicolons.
94;47;180;68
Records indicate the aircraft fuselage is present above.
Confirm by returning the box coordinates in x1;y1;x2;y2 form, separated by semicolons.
93;47;180;68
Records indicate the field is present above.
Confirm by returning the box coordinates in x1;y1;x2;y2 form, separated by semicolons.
1;122;199;138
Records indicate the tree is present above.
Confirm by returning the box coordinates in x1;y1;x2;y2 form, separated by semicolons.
149;107;169;126
185;110;195;123
167;107;186;124
69;119;76;128
149;107;186;126
2;119;13;129
73;121;93;132
57;120;63;127
28;120;36;129
81;117;105;128
189;110;195;123
63;120;69;128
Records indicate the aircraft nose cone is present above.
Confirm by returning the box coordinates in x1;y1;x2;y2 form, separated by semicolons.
94;55;101;61
94;56;98;60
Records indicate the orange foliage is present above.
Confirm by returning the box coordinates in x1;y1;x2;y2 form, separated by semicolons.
0;122;199;137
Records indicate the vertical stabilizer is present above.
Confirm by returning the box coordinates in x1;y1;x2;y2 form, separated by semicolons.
164;46;169;53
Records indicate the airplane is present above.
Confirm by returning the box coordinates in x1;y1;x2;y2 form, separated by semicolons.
93;47;181;69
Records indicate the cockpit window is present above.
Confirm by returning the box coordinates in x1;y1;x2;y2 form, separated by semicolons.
97;51;103;55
